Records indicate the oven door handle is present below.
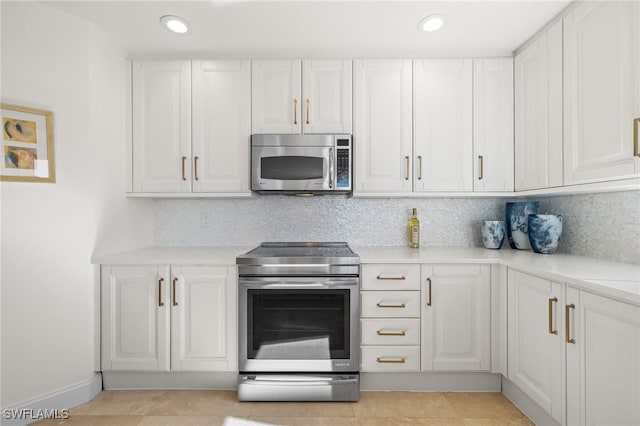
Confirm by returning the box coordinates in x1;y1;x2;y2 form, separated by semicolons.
242;375;359;385
242;282;357;289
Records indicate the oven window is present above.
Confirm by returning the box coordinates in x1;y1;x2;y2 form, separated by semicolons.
261;156;323;180
247;289;349;360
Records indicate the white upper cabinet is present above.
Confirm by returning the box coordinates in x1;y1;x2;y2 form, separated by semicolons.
563;1;640;185
252;60;302;134
414;59;473;192
354;59;413;193
252;59;352;134
473;58;514;192
192;60;251;193
132;61;191;193
302;60;352;134
131;60;250;195
515;20;563;191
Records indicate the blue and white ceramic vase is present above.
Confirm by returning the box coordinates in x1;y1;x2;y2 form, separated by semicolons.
481;220;506;249
528;214;563;254
506;201;540;249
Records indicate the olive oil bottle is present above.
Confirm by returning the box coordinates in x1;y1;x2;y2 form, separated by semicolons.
408;208;420;248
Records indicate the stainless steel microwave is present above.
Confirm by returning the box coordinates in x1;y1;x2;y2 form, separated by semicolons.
251;134;352;194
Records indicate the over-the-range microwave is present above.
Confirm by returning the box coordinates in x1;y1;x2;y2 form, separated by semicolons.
251;134;352;195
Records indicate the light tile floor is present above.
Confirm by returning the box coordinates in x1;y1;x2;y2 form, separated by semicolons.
34;390;534;426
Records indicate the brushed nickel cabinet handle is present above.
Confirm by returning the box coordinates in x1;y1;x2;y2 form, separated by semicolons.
181;157;187;181
194;156;199;181
293;98;298;124
405;156;410;180
376;275;406;281
377;330;406;336
172;278;178;306
376;357;406;364
426;277;432;307
634;118;639;157
306;98;310;124
566;304;576;344
377;302;406;308
158;278;165;307
548;297;558;335
478;155;484;180
417;155;423;180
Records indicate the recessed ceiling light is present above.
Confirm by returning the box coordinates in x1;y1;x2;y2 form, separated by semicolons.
418;14;447;33
160;15;191;35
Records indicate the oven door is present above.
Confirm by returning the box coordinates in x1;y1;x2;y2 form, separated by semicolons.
239;276;359;372
251;146;333;192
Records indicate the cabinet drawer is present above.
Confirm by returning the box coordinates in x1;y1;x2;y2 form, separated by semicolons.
361;291;421;317
361;346;420;372
361;318;420;345
362;264;421;290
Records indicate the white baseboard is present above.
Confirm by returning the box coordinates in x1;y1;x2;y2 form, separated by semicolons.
102;371;238;390
501;376;559;426
361;372;502;391
1;373;102;426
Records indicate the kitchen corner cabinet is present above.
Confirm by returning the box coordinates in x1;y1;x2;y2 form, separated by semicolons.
251;59;352;134
514;20;563;191
353;59;413;193
414;59;473;192
565;287;640;425
131;60;251;194
563;1;640;185
101;265;237;372
507;270;564;424
473;58;514;192
421;264;491;371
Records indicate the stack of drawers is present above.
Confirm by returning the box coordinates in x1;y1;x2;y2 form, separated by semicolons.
360;264;421;371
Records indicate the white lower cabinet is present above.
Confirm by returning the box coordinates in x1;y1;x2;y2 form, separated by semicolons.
566;287;640;426
101;264;236;372
360;264;421;372
507;270;564;423
421;264;491;371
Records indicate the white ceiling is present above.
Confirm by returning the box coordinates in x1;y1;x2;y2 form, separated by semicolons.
45;0;572;57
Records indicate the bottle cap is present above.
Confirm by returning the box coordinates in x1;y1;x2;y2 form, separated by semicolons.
412;208;417;216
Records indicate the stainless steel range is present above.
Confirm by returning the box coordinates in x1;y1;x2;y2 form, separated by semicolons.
236;242;360;401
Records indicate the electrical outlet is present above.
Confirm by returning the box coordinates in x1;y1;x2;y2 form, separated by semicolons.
201;212;211;228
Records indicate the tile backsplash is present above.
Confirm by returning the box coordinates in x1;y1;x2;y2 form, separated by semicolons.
154;190;640;264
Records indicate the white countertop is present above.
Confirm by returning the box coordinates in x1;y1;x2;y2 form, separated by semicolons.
93;245;640;305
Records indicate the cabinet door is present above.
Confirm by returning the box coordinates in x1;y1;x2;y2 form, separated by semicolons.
515;21;563;191
421;264;490;371
473;58;514;192
566;287;640;426
132;61;191;192
192;60;251;193
507;270;564;423
353;59;413;193
564;1;640;185
252;60;302;134
101;265;170;371
302;60;352;134
171;266;237;371
414;59;473;192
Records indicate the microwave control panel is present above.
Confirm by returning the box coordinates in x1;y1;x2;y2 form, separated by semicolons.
335;138;351;190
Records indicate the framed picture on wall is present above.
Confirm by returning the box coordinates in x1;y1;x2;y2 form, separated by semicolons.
1;103;55;183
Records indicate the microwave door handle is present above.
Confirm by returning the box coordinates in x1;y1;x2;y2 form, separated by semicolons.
329;147;334;189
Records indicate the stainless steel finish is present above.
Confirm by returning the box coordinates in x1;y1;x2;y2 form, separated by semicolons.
238;275;359;372
329;147;334;189
417;155;423;180
237;242;360;402
250;134;352;194
405;156;410;180
238;374;359;402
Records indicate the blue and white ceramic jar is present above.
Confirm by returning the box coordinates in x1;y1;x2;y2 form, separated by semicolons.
481;220;506;249
528;214;563;254
506;201;540;249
